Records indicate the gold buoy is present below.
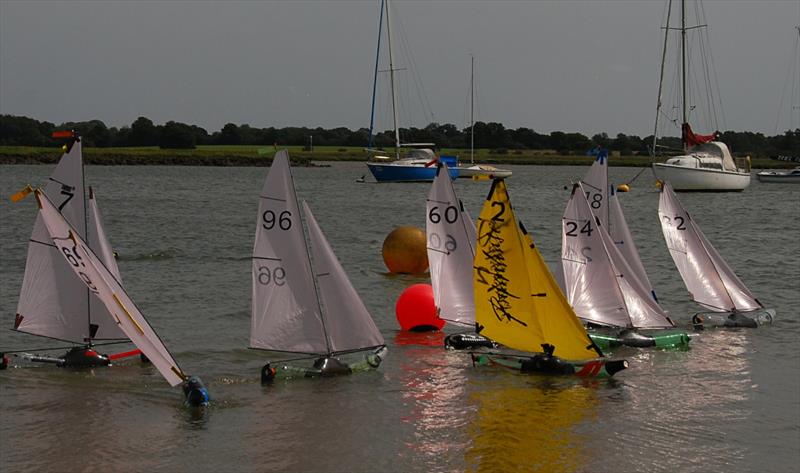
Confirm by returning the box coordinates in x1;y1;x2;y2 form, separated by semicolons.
382;226;428;274
616;183;631;193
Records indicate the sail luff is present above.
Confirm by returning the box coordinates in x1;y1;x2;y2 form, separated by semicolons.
426;162;476;326
35;190;185;387
302;201;385;353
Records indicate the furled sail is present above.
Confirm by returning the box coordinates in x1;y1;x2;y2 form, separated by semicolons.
562;184;673;328
251;151;328;355
658;182;761;312
426;162;476;325
302;201;384;354
474;179;599;360
15;140;96;343
35;190;186;386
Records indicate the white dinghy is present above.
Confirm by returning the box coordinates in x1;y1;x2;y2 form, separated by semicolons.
658;182;775;328
252;151;387;381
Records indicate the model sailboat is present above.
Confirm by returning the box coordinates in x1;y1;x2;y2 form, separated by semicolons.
564;152;690;348
562;182;690;349
252;151;387;380
658;182;775;328
424;162;495;350
469;179;627;377
3;135;207;405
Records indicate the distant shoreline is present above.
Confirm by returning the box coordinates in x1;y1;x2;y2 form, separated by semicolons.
0;145;790;168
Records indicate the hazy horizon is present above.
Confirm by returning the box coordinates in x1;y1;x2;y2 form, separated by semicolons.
1;1;798;138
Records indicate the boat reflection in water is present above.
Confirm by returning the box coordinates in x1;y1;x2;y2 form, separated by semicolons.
394;331;474;465
464;378;598;472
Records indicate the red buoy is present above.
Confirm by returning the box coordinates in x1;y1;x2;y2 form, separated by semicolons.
395;283;445;331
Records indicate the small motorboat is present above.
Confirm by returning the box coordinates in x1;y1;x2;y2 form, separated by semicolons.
756;167;800;183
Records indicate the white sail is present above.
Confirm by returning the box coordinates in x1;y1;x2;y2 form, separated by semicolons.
250;151;328;355
302;201;385;354
581;151;657;301
425;162;476;326
87;187;128;340
35;190;186;386
580;152;609;227
563;184;673;328
607;187;657;300
658;182;761;312
15;141;91;343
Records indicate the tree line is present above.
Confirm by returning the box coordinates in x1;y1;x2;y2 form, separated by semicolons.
0;114;796;157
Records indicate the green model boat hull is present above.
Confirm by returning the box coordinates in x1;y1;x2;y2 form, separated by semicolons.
588;328;691;350
471;352;627;378
261;347;387;382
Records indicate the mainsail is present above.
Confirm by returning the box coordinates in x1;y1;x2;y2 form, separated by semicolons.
303;201;385;354
426;162;476;326
562;183;673;328
581;151;656;298
251;150;327;355
658;182;761;312
35;190;186;386
473;179;599;361
15;139;126;343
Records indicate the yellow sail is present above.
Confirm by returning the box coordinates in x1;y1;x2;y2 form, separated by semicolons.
520;226;600;361
474;179;600;360
474;179;545;352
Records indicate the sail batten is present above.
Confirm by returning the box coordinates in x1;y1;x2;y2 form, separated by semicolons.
426;162;476;326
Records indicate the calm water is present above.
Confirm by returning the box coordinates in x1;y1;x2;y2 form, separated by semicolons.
1;162;798;473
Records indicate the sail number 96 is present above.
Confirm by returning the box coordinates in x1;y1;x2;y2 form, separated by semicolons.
428;205;458;224
263;210;292;230
257;266;286;286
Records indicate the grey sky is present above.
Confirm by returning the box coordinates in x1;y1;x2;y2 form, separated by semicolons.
1;0;798;138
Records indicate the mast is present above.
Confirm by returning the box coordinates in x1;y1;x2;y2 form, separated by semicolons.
681;0;688;151
470;55;475;165
652;0;673;156
367;0;385;149
384;0;401;160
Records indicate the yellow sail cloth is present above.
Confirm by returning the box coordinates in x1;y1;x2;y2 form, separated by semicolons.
473;179;600;361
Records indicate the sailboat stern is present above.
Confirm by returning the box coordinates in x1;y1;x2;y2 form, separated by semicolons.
691;308;775;330
588;328;691;350
471;351;627;378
